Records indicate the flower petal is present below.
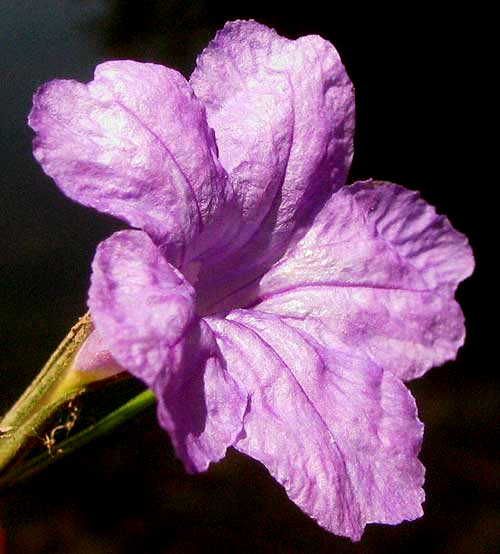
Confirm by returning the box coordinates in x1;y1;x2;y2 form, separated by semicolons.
256;180;474;380
208;310;424;540
29;61;229;265
89;230;196;385
88;230;246;471
154;318;247;473
190;20;355;310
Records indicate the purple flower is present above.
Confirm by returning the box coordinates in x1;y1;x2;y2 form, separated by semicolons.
28;20;473;540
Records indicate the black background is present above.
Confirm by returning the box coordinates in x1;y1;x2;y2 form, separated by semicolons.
0;1;494;553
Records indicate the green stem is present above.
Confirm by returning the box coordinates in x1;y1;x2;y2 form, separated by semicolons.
0;386;88;478
0;389;156;492
0;313;93;431
0;312;128;485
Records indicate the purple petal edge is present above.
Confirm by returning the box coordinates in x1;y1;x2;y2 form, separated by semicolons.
256;180;474;380
190;20;355;310
208;310;425;540
28;61;229;266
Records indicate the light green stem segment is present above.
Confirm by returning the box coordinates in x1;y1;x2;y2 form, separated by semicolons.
0;389;156;491
1;313;94;431
0;313;156;491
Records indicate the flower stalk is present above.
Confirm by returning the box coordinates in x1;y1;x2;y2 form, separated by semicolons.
0;313;155;491
0;388;155;492
1;313;93;432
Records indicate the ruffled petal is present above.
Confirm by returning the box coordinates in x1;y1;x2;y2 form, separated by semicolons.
207;310;424;540
29;61;229;265
255;180;474;380
190;20;355;310
88;230;246;471
88;230;196;385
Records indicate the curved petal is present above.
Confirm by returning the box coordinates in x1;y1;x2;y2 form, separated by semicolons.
29;61;229;265
255;180;475;380
88;230;246;471
190;20;355;310
88;230;196;385
154;318;247;473
207;310;424;540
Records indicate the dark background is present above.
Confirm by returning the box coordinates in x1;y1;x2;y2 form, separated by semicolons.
0;1;494;553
